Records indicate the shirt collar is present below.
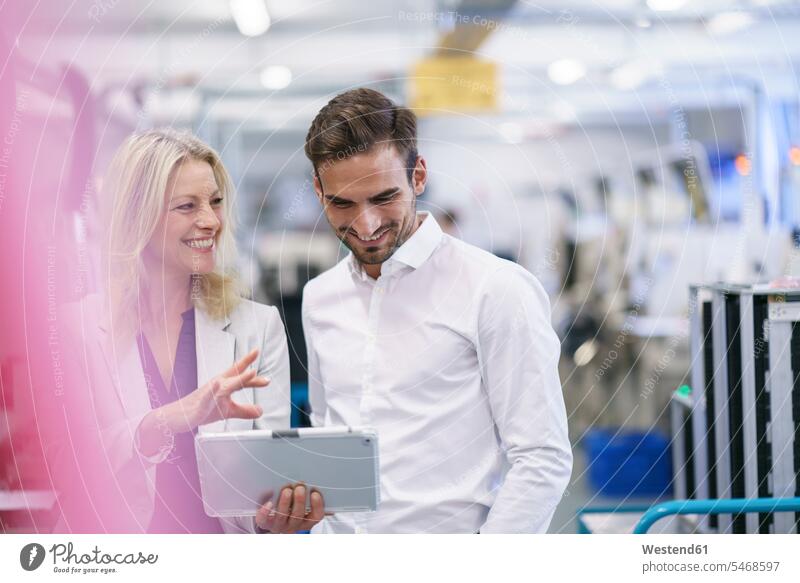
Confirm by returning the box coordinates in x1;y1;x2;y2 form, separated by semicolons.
348;212;442;281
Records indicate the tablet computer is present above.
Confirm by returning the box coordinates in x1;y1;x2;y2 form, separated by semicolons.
194;426;380;517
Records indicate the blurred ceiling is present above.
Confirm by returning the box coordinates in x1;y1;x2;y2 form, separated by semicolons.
9;1;800;131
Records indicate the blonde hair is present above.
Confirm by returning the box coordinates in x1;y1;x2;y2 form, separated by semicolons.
101;128;243;339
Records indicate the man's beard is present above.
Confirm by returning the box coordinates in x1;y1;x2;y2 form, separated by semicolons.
340;222;400;265
338;210;418;266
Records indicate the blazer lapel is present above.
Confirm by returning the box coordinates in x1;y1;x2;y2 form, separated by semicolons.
96;323;151;421
194;307;235;433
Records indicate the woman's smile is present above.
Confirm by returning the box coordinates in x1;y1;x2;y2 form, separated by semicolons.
183;237;216;253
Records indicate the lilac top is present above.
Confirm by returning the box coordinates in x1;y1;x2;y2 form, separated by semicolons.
137;308;223;534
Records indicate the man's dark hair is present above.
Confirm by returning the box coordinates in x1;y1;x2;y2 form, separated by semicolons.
304;88;418;184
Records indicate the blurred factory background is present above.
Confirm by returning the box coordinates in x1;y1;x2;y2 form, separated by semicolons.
2;0;800;533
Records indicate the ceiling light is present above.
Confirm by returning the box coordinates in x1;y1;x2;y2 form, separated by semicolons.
260;65;292;90
547;59;586;86
706;11;755;36
610;59;660;91
646;0;687;11
230;0;271;37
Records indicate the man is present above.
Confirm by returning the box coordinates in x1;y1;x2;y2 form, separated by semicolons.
301;88;572;533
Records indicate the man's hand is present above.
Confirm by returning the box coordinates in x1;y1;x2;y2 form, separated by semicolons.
255;484;325;533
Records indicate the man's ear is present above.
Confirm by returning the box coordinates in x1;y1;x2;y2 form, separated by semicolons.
412;156;427;197
313;173;324;202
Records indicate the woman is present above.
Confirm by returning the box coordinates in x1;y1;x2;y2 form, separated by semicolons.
54;129;322;533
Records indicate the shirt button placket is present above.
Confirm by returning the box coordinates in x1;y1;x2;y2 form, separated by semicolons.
360;279;383;423
357;277;385;535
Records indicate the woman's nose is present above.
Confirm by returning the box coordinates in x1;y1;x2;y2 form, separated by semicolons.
196;204;220;230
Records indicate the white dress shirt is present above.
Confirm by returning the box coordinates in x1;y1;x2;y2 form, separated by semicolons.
302;213;572;533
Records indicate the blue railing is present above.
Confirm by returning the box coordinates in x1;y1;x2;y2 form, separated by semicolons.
633;497;800;534
577;497;800;533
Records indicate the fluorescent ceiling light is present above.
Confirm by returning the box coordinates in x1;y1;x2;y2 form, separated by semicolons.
646;0;687;11
230;0;271;37
610;59;660;91
547;59;586;86
706;11;755;36
260;65;292;90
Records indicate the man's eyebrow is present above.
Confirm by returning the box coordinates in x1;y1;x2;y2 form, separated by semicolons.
369;187;400;201
323;187;400;204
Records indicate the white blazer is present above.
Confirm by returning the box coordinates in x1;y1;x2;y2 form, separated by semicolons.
55;294;290;533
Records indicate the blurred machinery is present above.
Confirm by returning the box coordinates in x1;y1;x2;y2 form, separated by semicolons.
562;139;793;437
257;230;339;389
672;283;800;534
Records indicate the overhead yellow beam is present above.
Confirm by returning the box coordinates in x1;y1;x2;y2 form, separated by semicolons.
409;57;498;116
435;0;518;56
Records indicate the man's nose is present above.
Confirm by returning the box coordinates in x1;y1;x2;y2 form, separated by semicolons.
351;207;381;237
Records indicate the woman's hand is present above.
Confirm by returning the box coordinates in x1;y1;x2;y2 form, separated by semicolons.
173;348;269;431
255;484;326;533
136;348;269;456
